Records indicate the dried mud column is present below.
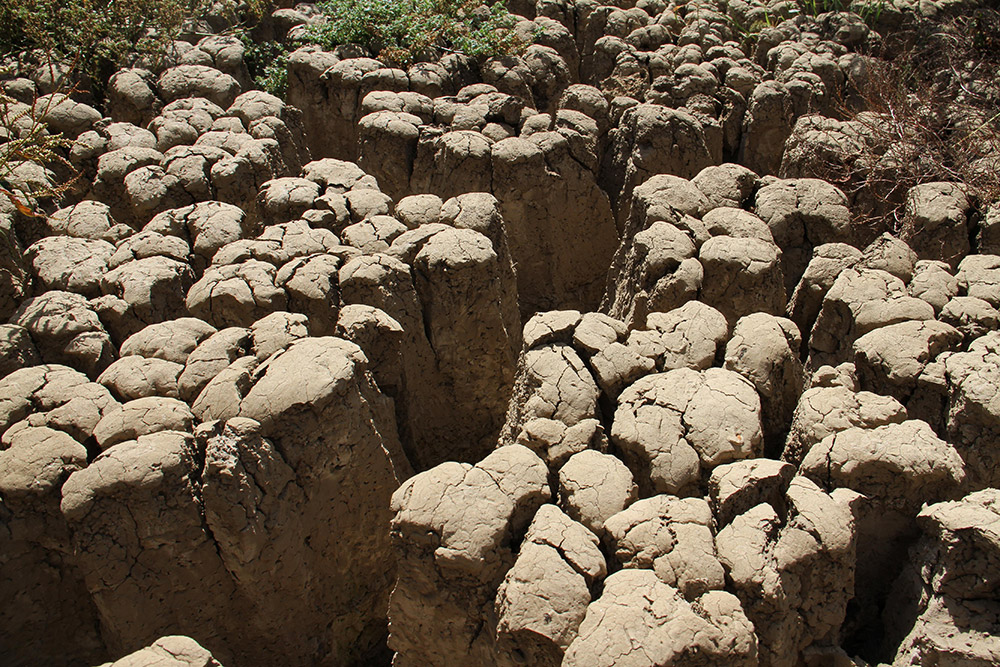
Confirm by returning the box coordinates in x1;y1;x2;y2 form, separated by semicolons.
490;131;618;316
852;320;962;432
343;221;519;469
611;368;763;498
494;504;607;667
357;110;421;202
563;569;758;666
286;54;382;160
799;421;967;656
339;252;443;466
440;193;520;352
724;313;804;455
409;130;494;200
604;495;727;601
0;427;107;666
56;336;409;666
899;182;971;269
101;635;223;667
499;313;608;471
232;336;412;665
411;226;520;446
716;476;860;666
602;104;720;224
698;235;786;326
786;243;864;348
807;268;934;371
388;445;550;667
0;207;32;321
11;291;117;379
753;178;855;298
600;174;716;328
740;80;798;177
887;490;1000;665
0;366;125;665
59;430;253;665
602;216;701;329
944;331;1000;490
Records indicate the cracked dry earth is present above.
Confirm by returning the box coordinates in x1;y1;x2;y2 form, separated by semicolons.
3;0;1000;665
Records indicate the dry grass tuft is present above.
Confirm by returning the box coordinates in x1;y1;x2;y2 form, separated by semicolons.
786;8;1000;233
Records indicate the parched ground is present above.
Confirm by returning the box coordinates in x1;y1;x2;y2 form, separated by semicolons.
2;0;1000;665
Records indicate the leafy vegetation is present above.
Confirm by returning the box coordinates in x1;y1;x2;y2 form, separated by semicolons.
794;0;886;25
0;82;80;216
0;0;269;215
240;35;294;97
242;0;528;94
304;0;525;67
0;0;203;216
726;0;887;47
0;0;215;88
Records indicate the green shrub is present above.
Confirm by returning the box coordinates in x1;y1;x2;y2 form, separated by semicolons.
0;0;272;215
241;35;293;97
0;0;210;211
0;90;78;216
0;0;271;96
304;0;524;66
727;0;887;47
794;0;886;25
1;0;211;81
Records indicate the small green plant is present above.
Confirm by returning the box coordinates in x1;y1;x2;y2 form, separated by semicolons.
725;8;776;51
0;87;79;217
1;0;210;87
722;1;800;51
729;0;887;49
0;0;269;98
792;0;886;26
240;34;294;97
304;0;525;67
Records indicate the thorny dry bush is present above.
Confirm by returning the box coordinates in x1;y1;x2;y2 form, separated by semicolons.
0;0;266;216
0;73;79;218
804;8;1000;233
